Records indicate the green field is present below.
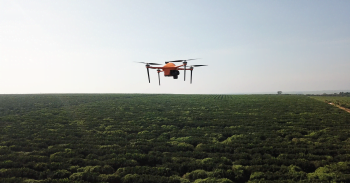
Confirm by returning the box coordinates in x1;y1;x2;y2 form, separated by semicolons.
1;94;350;182
310;96;350;109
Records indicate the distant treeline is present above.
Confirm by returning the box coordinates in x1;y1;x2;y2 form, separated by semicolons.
306;92;350;97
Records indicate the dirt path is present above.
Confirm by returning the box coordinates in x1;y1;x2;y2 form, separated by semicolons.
328;103;350;113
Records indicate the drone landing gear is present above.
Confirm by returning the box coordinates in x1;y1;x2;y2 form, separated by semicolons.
190;69;193;84
157;69;161;85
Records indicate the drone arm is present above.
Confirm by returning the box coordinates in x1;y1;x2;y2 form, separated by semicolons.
175;62;187;68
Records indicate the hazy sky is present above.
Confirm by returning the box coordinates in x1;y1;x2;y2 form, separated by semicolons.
1;0;349;94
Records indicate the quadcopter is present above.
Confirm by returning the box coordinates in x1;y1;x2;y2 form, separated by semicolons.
137;59;207;85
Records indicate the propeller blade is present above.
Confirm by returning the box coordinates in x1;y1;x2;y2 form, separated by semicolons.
191;65;207;67
166;58;200;63
190;69;193;84
186;58;201;61
166;60;184;62
158;70;161;86
184;65;186;81
147;67;150;83
136;62;162;65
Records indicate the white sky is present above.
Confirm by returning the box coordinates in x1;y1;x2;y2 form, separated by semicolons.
1;0;349;94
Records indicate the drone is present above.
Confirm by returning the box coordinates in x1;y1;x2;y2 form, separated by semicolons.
137;59;207;85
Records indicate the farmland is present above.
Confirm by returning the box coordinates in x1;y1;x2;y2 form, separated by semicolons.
1;94;350;182
310;96;350;109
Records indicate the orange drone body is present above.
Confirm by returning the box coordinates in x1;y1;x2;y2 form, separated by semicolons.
161;62;176;76
149;62;187;77
137;59;207;85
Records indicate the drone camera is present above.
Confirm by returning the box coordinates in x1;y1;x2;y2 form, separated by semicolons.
170;70;180;76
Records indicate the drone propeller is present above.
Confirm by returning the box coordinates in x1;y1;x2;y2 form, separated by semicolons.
166;58;200;63
135;62;162;83
165;60;184;63
191;65;207;67
182;59;200;81
136;62;162;65
186;58;200;61
135;62;159;83
188;65;208;84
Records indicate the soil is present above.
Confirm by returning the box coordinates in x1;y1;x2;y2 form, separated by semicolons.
328;103;350;113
